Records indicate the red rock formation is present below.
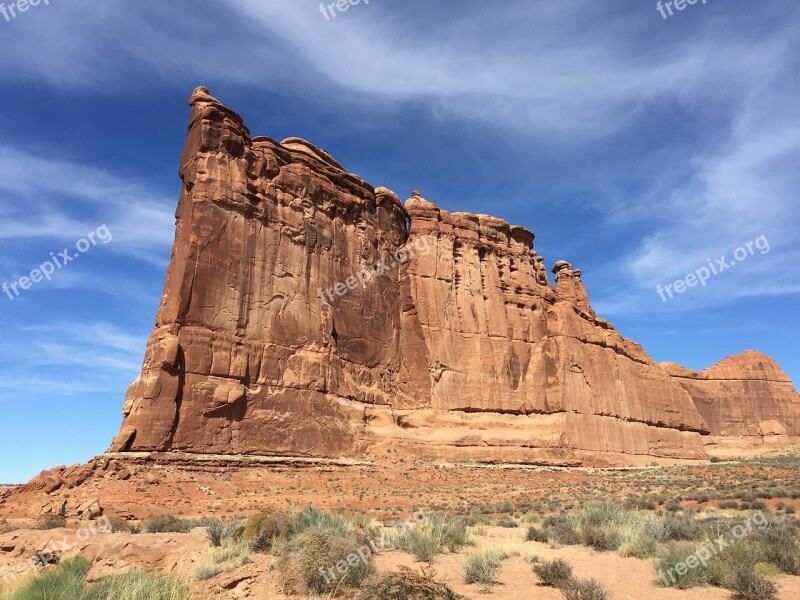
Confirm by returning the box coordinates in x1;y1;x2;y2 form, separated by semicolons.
662;351;800;455
108;87;795;465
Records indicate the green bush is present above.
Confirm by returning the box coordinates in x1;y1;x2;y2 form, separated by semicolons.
561;577;611;600
357;568;466;599
0;556;188;600
394;514;470;562
291;507;351;536
193;564;221;581
761;518;800;575
142;515;191;534
533;558;573;588
654;542;727;589
83;570;189;600
277;527;373;596
2;556;89;599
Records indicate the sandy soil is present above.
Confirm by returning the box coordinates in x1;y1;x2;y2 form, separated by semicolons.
1;525;798;599
1;448;798;599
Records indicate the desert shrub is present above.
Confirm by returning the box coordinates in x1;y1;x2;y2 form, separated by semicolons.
36;513;67;530
568;502;675;555
577;503;626;527
291;507;350;536
83;570;190;600
194;564;221;581
760;518;800;575
241;511;293;551
665;500;682;512
561;578;611;600
142;515;191;534
105;516;130;533
277;527;372;596
394;514;469;562
357;568;465;600
3;556;90;600
533;558;573;588
754;563;778;576
660;512;702;541
543;515;580;546
580;524;619;551
722;535;770;571
496;516;518;528
720;500;740;510
205;518;225;547
214;541;252;567
654;542;727;589
526;526;549;543
464;513;492;527
728;566;777;600
205;517;241;548
617;524;659;559
463;551;504;591
3;556;188;600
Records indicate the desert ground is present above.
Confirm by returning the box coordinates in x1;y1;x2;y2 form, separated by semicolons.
0;447;798;599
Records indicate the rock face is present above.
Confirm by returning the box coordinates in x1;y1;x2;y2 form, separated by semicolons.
662;351;800;455
110;87;797;465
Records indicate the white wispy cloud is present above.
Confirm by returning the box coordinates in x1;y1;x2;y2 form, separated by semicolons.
0;320;146;401
0;147;175;268
0;0;797;314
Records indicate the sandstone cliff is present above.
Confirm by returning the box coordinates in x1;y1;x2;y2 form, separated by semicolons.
108;87;795;465
662;351;800;455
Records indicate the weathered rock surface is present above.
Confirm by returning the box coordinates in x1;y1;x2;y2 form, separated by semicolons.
109;87;798;465
662;351;800;455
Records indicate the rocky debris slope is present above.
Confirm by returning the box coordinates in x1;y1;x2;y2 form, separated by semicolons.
108;87;798;465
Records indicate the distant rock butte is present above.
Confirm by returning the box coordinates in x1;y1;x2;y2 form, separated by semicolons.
109;87;800;466
662;350;800;456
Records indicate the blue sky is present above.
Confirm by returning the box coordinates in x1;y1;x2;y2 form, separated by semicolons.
0;0;798;483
